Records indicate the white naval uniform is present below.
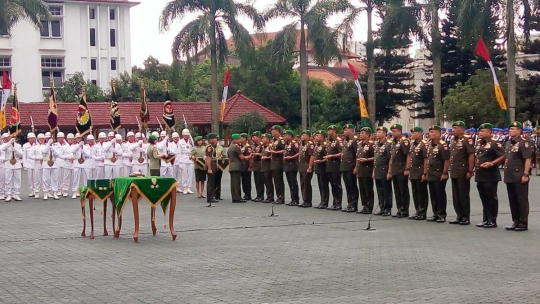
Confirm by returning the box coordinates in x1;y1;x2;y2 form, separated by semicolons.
156;138;173;177
0;145;5;197
104;141;123;179
169;140;182;191
40;143;61;193
72;142;92;194
131;141;148;176
92;142;106;179
58;142;75;195
122;141;136;175
23;141;42;195
178;138;194;190
0;141;23;197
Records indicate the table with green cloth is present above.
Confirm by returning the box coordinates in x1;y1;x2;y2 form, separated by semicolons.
113;177;178;242
79;179;116;239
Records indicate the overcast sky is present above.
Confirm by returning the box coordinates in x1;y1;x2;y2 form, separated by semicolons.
130;0;369;66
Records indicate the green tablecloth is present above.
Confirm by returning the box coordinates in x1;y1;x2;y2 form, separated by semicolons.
113;177;178;217
79;179;114;207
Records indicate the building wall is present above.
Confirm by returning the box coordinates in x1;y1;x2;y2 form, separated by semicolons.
0;0;135;102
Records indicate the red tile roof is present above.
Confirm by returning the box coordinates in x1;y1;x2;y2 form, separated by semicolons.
8;91;285;129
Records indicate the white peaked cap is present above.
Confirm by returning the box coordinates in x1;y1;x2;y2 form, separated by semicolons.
160;131;166;136
57;132;65;138
87;135;95;140
127;131;135;137
182;129;190;136
67;133;75;139
108;131;114;137
27;132;36;138
172;132;179;138
37;133;45;139
98;132;106;138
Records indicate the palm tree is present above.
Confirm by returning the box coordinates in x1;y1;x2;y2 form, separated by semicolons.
0;0;50;34
264;0;347;130
160;0;264;133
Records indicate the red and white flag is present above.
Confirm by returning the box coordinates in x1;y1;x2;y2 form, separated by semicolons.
1;71;12;130
220;67;231;122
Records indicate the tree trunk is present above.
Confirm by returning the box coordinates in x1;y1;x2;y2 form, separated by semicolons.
299;19;309;130
210;17;219;134
431;4;441;125
366;4;376;127
507;0;516;121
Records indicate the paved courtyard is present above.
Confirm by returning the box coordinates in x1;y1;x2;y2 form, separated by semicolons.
0;173;539;303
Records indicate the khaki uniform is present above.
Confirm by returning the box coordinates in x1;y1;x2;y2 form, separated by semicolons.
271;137;286;204
340;135;359;212
314;141;329;208
325;136;343;210
449;135;475;221
475;138;505;224
427;139;450;219
298;140;314;206
251;143;264;200
389;136;411;216
356;140;374;212
240;143;252;200
260;144;274;202
409;139;428;218
504;137;532;228
374;139;392;212
227;143;242;201
284;140;300;205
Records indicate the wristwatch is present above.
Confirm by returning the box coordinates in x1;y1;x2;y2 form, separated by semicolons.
523;173;530;177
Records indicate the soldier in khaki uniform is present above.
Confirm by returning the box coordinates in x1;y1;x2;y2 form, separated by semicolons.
474;123;505;228
313;130;330;209
448;121;475;225
354;127;374;214
426;125;450;223
250;132;264;202
324;125;343;210
373;126;392;216
406;126;428;220
387;124;411;218
205;133;221;203
227;134;243;203
283;130;300;206
260;134;274;203
504;121;532;231
341;124;359;213
298;130;314;208
270;125;286;204
239;133;252;201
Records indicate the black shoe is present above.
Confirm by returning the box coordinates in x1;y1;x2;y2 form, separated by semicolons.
449;219;462;224
275;200;284;205
382;210;391;216
302;203;312;208
232;200;246;203
408;214;417;220
373;210;383;216
207;199;219;203
345;207;355;213
515;224;528;231
426;216;439;222
252;198;261;202
327;205;341;211
397;213;409;218
505;223;518;230
459;220;470;225
217;197;223;200
415;215;426;220
362;209;372;214
291;201;299;206
392;212;401;218
436;217;446;223
476;221;487;227
297;202;306;207
315;203;328;209
263;199;274;203
243;197;252;201
483;222;497;228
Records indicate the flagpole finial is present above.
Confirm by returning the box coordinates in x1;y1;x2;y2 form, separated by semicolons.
49;75;54;89
161;80;169;91
140;78;145;88
111;79;116;89
13;82;17;93
81;84;86;97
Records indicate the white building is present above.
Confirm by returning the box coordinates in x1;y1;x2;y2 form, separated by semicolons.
0;0;138;102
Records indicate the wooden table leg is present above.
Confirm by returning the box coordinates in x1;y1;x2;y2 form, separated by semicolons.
89;196;95;239
103;199;108;236
169;191;177;241
111;198;118;238
81;198;86;237
131;189;140;243
151;207;157;236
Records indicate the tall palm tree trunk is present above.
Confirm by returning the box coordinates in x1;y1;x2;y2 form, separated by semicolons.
299;19;309;130
431;5;441;124
507;0;516;121
210;18;219;134
366;3;376;127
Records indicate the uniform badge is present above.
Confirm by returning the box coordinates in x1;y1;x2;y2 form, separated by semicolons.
525;142;529;148
468;138;473;145
404;141;409;146
206;146;212;153
294;143;299;149
485;143;491;149
497;143;502;148
338;141;343;147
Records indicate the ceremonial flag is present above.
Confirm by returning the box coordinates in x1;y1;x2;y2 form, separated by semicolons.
347;62;372;129
76;86;92;137
8;83;20;136
140;82;149;128
220;67;230;122
162;87;175;129
110;80;121;131
1;71;12;130
47;80;58;132
475;37;510;124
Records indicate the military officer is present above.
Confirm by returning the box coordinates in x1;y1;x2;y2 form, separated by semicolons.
354;127;374;214
426;125;450;223
228;134;243;203
387;124;411;218
23;133;40;198
341;124;359;212
260;133;274;203
239;133;252;200
179;129;194;194
0;134;23;201
104;134;123;179
56;132;71;197
156;131;173;177
504;121;532;231
40;135;61;200
147;134;163;177
93;132;106;179
205;133;220;202
122;132;136;177
131;133;148;176
283;130;300;206
324;125;343;211
298;130;314;208
270;125;286;204
313;130;330;209
373;126;392;216
69;134;86;199
448;121;475;225
474;123;505;228
406;126;429;220
250;132;264;202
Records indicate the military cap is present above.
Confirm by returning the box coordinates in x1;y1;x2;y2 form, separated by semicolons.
149;134;158;140
442;127;447;131
207;133;218;139
327;125;339;131
524;127;533;133
429;125;442;131
478;123;493;130
387;132;392;136
285;130;294;136
470;128;477;132
302;130;312;136
452;121;466;127
231;134;241;139
251;131;261;137
343;123;355;129
240;133;248;138
271;125;282;130
376;126;388;132
508;121;523;129
263;133;272;139
411;126;424;132
314;130;327;136
390;124;402;130
403;132;409;137
360;127;372;134
194;136;203;141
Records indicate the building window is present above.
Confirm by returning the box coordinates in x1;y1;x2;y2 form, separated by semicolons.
91;59;97;70
41;57;64;87
91;80;97;85
110;29;116;47
89;8;96;19
40;20;62;38
111;59;117;70
0;28;8;36
48;6;63;16
110;9;116;20
90;28;96;46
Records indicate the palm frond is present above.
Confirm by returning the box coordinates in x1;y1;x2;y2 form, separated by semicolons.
309;26;342;65
0;0;50;34
263;0;295;21
272;21;299;62
159;0;209;32
224;15;255;63
235;3;266;32
171;13;212;61
215;20;228;64
336;5;364;41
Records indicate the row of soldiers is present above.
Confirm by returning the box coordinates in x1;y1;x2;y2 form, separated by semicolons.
219;122;531;231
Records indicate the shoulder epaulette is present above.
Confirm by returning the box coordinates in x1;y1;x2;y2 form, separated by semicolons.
464;135;470;138
292;140;297;143
308;141;313;144
386;139;392;143
422;139;428;143
368;140;374;144
323;142;327;145
337;136;342;141
246;143;250;147
278;136;283;140
439;139;445;144
353;135;358;139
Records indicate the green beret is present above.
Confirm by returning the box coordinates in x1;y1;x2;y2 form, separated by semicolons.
207;133;218;139
194;136;203;141
452;121;466;127
376;126;388;133
327;125;338;131
343;123;355;129
271;125;282;130
478;123;493;130
302;130;312;136
251;131;261;137
231;134;241;139
429;125;442;131
240;133;248;138
285;130;294;136
149;134;158;140
360;127;372;134
390;124;402;130
263;133;272;139
411;126;424;132
508;121;523;129
314;130;327;136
